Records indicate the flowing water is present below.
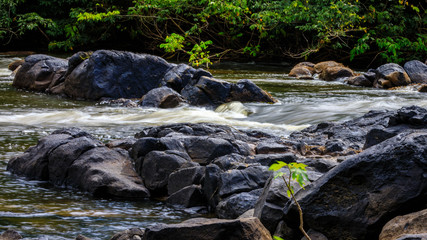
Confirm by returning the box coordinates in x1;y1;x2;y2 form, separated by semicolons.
0;55;426;239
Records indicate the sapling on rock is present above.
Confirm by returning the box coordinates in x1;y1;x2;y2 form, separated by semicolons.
269;161;311;240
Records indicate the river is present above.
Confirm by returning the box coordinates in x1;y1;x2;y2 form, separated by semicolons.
0;54;426;239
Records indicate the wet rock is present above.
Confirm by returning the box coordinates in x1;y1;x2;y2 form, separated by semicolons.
109;228;144;240
13;51;275;108
289;66;314;80
218;165;271;198
8;59;24;71
364;71;377;82
0;229;22;240
229;79;277;104
404;60;427;84
166;184;205;207
162;64;202;92
75;235;92;240
64;50;171;100
419;84;427;92
7;128;150;199
216;189;263;219
301;229;329;240
142;217;273;240
288;106;427;157
314;61;344;74
13;54;67;92
319;66;354;81
181;84;214;106
245;153;297;167
256;140;290;154
106;138;136;150
142;150;191;193
346;75;373;87
379;209;427;240
374;63;411;88
395;234;427;240
140;86;184;108
167;166;205;195
284;131;427;240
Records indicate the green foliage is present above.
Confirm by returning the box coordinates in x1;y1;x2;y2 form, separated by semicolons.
188;40;212;68
159;33;185;53
269;161;309;197
1;0;425;64
269;161;311;240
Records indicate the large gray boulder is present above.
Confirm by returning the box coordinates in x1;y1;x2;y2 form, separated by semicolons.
374;63;411;88
142;217;273;240
404;60;427;84
7;128;150;198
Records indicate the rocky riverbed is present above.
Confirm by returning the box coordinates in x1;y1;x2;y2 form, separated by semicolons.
5;105;427;240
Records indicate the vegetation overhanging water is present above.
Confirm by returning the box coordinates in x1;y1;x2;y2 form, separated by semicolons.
0;55;426;239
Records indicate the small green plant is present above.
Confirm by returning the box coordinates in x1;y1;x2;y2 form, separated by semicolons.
269;161;311;240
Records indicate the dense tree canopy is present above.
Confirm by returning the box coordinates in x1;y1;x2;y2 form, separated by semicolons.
1;0;426;66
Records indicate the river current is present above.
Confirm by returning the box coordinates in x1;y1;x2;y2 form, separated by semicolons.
0;54;426;239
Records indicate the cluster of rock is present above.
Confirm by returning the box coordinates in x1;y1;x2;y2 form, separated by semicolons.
6;105;427;240
10;50;276;108
289;60;427;92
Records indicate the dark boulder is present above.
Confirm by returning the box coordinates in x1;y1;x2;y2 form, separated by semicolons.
284;131;427;240
216;189;263;219
167;166;205;195
64;50;172;100
140;86;184;108
166;184;206;207
142;217;273;240
7;128;150;199
13;54;67;92
162;64;196;92
142;150;190;193
346;75;373;87
229;79;277;104
404;60;427;84
374;63;411;88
